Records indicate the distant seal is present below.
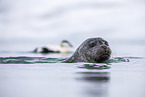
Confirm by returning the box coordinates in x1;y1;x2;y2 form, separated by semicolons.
63;37;111;63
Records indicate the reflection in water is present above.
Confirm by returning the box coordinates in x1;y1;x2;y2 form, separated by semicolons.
77;72;109;82
76;63;110;97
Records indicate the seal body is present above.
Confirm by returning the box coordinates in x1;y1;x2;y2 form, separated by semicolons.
63;37;111;63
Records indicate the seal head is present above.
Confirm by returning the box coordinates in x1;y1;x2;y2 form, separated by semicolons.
63;37;111;63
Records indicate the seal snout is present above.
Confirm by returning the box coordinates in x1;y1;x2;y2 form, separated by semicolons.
96;54;110;63
100;45;111;54
95;45;111;63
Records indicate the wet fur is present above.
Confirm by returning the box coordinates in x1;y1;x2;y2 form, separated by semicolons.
63;37;111;63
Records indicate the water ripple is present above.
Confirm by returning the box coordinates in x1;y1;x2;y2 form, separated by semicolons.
0;56;65;64
0;56;143;64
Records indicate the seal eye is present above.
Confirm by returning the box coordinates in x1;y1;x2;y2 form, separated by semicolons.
89;42;96;47
102;40;109;46
105;42;109;46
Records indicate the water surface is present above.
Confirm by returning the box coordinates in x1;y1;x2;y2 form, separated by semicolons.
0;51;145;97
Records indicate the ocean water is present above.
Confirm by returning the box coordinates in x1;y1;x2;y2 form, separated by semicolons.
0;52;145;97
0;0;145;97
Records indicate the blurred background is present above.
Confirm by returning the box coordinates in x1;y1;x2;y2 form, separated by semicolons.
0;1;145;97
0;0;145;56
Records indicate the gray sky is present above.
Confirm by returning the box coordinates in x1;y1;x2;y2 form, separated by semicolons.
0;0;145;43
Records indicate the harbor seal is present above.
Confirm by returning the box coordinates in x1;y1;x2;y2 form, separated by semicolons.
63;37;111;63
